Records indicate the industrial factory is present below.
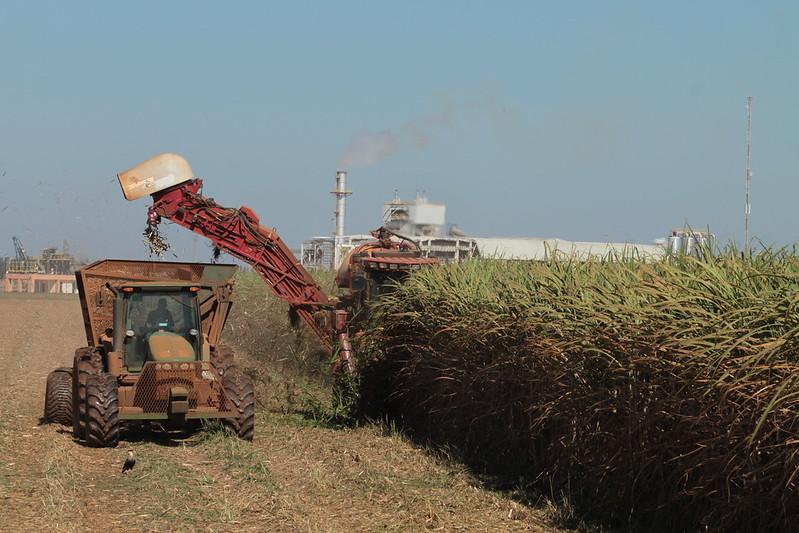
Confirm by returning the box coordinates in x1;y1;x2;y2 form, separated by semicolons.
301;171;476;269
300;171;711;270
0;237;79;293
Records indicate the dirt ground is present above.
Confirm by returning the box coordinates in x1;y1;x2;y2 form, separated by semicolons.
0;295;561;532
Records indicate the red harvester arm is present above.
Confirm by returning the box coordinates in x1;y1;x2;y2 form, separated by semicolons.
149;179;333;349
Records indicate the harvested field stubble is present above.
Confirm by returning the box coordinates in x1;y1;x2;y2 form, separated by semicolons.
359;251;799;531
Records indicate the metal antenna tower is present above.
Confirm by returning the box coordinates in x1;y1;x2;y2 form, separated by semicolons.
744;96;752;255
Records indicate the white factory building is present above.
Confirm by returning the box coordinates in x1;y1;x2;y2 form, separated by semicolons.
300;174;708;269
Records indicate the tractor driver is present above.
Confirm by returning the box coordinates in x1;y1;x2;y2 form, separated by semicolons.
146;297;174;331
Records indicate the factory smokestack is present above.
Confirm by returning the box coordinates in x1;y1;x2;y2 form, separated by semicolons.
331;171;351;270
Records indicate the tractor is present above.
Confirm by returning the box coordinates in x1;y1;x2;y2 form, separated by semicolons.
44;259;254;447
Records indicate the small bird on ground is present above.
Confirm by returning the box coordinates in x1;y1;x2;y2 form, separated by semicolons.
122;450;136;473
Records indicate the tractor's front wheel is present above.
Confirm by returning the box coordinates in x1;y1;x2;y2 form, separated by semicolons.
84;372;120;448
222;366;255;441
44;367;73;425
211;344;235;375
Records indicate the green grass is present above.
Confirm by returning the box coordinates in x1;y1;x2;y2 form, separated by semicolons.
101;436;276;528
193;422;278;490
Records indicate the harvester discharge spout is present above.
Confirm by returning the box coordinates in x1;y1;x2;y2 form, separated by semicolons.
117;153;195;201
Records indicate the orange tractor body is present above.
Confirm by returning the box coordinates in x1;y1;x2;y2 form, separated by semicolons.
44;259;254;447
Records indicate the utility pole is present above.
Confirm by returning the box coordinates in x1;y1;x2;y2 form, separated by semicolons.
744;96;752;255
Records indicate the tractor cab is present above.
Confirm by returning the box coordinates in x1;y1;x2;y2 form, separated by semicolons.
119;284;203;371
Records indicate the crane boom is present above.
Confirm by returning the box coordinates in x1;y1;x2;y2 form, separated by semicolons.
12;236;27;261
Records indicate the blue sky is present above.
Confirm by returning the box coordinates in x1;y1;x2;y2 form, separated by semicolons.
0;1;797;260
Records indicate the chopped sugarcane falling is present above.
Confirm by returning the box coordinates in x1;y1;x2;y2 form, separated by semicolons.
143;220;171;257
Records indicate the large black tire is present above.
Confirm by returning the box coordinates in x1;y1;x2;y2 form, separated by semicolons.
44;367;73;425
84;372;120;448
72;348;102;439
222;366;255;441
211;344;235;375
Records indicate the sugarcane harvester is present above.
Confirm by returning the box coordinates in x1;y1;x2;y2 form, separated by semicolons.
117;153;436;373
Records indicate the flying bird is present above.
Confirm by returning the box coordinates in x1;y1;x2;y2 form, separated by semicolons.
122;450;136;473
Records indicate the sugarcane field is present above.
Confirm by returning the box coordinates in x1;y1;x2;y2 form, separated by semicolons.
1;3;797;532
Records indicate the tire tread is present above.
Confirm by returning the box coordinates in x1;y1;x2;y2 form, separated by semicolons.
85;372;120;448
222;365;255;441
44;367;73;425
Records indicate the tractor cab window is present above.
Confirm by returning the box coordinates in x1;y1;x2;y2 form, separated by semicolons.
146;298;175;330
124;290;200;370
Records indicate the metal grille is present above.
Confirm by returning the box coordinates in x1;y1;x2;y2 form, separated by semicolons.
133;361;228;413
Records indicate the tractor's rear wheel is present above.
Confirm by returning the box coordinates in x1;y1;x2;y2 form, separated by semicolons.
72;347;102;439
222;366;255;441
85;372;120;448
44;367;73;425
